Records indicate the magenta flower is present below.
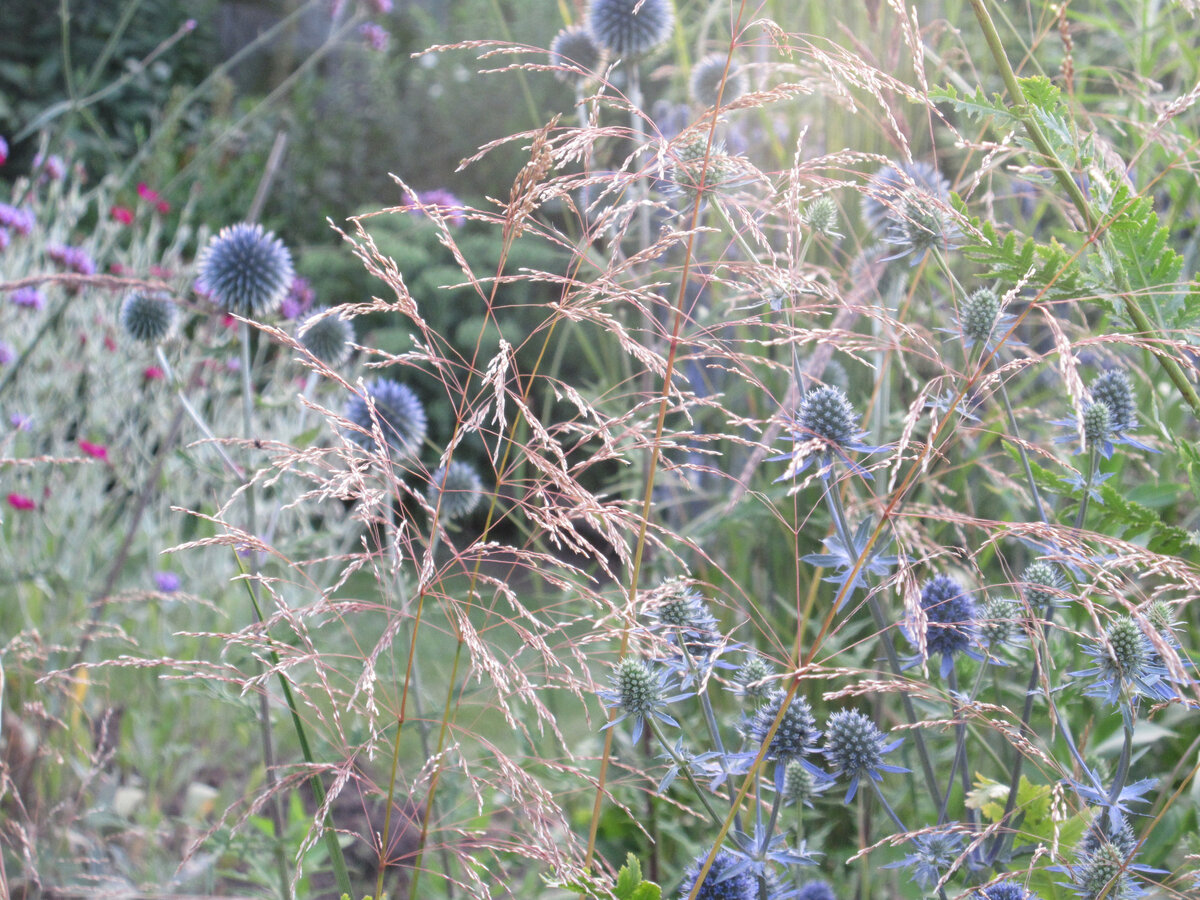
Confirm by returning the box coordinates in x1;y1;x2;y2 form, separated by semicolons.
10;413;32;430
143;365;165;381
281;275;315;319
7;493;36;511
12;287;44;310
367;0;393;11
111;205;134;225
0;136;8;165
79;440;109;461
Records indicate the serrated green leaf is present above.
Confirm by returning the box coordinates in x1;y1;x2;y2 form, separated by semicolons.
629;883;661;900
615;854;641;900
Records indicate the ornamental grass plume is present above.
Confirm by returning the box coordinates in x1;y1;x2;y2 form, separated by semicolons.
197;222;294;317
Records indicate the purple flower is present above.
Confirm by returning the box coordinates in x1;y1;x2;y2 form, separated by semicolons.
0;341;14;365
367;0;393;12
47;244;97;275
12;287;44;310
280;275;315;319
359;21;390;51
0;135;7;165
0;229;10;250
0;203;34;235
403;189;467;227
37;153;66;181
154;570;181;593
9;413;32;431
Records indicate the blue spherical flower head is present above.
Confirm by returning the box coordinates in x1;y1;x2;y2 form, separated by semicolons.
649;578;722;663
910;574;982;678
197;222;294;317
344;378;427;459
1071;615;1176;706
1090;369;1137;433
587;0;674;58
119;291;177;343
427;460;484;521
747;689;822;790
822;708;906;803
795;880;836;900
299;307;355;366
550;25;603;81
982;880;1040;900
679;849;757;900
690;53;748;108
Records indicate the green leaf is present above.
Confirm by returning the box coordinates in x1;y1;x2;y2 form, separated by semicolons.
615;854;642;900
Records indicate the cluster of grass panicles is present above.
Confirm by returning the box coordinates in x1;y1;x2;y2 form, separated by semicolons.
4;0;1200;898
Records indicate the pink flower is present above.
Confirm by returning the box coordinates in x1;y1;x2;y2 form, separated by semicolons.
137;182;158;202
156;199;170;214
368;0;393;12
143;365;165;381
0;136;8;166
359;21;390;51
79;440;109;461
7;493;35;511
111;205;134;225
103;335;117;352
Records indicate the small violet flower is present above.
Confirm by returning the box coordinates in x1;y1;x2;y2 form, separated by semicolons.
154;571;182;593
12;287;45;310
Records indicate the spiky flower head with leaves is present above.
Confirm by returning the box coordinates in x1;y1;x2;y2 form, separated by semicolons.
822;708;906;801
679;848;757;900
197;222;294;317
912;574;980;677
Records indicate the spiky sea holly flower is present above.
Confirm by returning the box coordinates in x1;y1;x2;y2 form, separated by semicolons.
1022;561;1068;615
1067;841;1139;900
1090;369;1136;434
689;53;747;107
907;574;982;677
120;291;177;343
795;881;836;900
1082;401;1112;451
784;759;831;808
344;378;427;459
732;651;774;703
802;196;841;238
600;657;682;741
587;0;674;58
982;880;1040;900
747;689;820;767
822;708;906;802
1071;615;1175;706
661;133;746;203
427;460;484;520
980;598;1020;650
679;849;756;900
886;192;962;261
960;287;1001;347
1080;811;1138;858
860;160;949;238
197;222;294;317
799;385;856;447
299;307;354;366
646;579;724;672
887;829;965;891
550;24;602;81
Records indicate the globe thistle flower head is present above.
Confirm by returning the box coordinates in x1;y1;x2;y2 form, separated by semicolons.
747;689;820;768
732;651;774;703
679;849;756;900
427;460;485;521
1022;561;1067;615
587;0;674;59
802;196;842;238
822;708;906;802
1090;369;1136;433
601;657;681;741
299;307;355;366
197;222;294;317
912;574;981;677
794;881;836;900
690;53;748;108
119;291;177;343
982;880;1039;900
550;24;603;81
344;378;427;459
